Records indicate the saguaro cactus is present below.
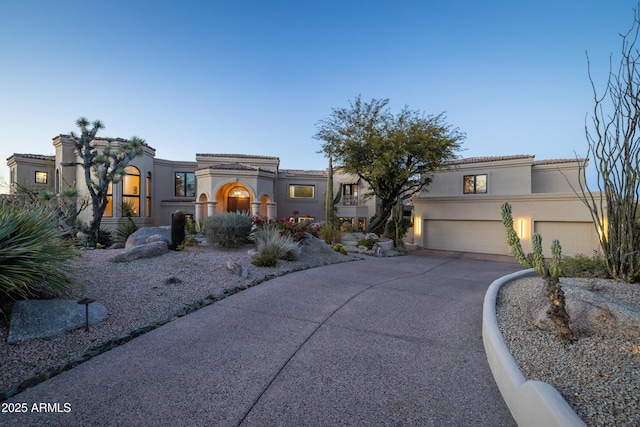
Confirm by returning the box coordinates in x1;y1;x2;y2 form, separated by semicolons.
500;202;575;343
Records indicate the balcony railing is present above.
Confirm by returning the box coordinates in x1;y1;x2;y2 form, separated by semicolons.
342;195;358;206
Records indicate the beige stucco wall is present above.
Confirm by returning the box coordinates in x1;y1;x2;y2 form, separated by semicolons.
413;193;600;257
7;155;54;194
276;170;327;220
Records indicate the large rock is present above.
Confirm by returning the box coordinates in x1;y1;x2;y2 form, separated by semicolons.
111;241;169;263
125;226;171;249
300;233;335;254
8;299;108;344
530;282;640;339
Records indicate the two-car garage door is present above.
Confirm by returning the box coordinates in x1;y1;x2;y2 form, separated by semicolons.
423;220;597;256
423;220;507;255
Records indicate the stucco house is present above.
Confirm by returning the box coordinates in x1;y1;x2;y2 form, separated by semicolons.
411;155;598;257
6;134;376;233
6;136;598;257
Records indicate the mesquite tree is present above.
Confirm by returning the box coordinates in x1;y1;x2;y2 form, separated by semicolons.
315;96;464;233
577;6;640;282
501;202;575;343
62;118;145;246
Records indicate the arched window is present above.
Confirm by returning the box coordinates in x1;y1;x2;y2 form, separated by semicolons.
146;172;152;218
122;166;140;217
227;186;250;213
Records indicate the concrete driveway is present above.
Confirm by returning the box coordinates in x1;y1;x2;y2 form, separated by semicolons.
2;251;521;426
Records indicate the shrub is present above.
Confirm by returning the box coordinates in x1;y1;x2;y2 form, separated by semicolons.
251;247;279;267
252;214;321;241
186;216;204;235
319;223;341;245
252;225;301;266
357;238;377;250
560;254;611;279
204;212;253;248
115;218;139;243
0;201;76;304
332;243;348;255
385;217;413;243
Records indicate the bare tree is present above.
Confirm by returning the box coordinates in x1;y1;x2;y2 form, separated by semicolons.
577;6;640;283
62;118;145;246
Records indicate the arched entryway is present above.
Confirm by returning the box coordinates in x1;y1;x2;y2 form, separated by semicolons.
215;183;253;214
228;186;250;213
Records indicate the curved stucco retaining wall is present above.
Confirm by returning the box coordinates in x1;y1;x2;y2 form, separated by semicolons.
482;269;587;427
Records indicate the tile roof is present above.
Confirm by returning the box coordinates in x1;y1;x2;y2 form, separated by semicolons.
447;155;534;165
533;158;587;166
200;162;275;173
279;169;327;177
54;134;156;150
197;153;280;160
12;153;55;161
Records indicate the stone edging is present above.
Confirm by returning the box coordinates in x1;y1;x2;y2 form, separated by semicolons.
482;269;587;427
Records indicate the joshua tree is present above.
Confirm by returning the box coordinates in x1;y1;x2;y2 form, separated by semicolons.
501;202;575;343
62;118;145;246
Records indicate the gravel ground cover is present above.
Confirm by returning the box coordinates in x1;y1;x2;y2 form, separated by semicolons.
497;276;640;426
0;242;356;399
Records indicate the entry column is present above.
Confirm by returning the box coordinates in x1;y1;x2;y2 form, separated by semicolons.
267;202;276;220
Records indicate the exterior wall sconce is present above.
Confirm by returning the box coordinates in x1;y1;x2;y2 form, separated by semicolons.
517;219;527;239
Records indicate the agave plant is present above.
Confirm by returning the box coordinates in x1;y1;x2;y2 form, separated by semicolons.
0;200;76;302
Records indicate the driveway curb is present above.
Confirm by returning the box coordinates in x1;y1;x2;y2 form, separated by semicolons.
482;269;587;427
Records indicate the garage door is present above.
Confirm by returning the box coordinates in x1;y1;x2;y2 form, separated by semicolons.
423;220;507;254
534;222;597;257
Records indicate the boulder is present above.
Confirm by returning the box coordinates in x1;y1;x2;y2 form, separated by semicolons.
111;241;169;263
125;226;171;249
300;234;335;254
8;299;108;344
530;282;640;339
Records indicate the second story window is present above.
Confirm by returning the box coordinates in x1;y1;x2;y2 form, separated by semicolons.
35;171;48;184
463;174;487;194
342;183;358;205
175;172;195;197
289;184;314;199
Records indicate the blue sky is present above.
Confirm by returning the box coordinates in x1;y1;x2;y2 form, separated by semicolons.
1;0;637;193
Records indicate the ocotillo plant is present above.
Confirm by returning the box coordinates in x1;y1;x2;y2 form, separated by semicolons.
500;202;575;343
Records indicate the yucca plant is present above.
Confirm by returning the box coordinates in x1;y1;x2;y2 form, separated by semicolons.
0;201;76;303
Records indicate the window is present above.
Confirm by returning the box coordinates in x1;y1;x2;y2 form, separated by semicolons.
35;171;48;184
122;166;140;217
342;183;358;205
104;182;113;217
146;172;152;218
175;172;195;197
289;184;314;199
463;174;487;194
